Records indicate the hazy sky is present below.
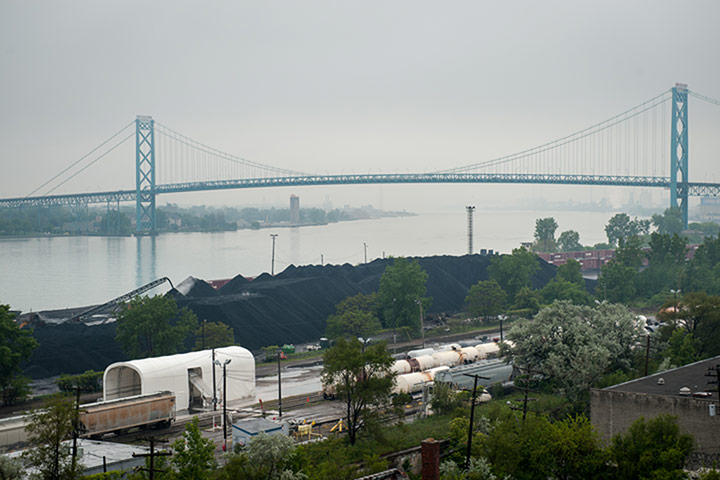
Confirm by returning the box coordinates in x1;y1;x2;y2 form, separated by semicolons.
1;1;719;213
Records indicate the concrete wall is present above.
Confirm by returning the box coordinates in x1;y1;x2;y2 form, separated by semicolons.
590;389;720;454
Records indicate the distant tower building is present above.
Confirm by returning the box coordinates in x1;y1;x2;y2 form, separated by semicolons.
290;195;300;225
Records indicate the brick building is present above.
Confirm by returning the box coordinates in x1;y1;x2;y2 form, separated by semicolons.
591;356;720;454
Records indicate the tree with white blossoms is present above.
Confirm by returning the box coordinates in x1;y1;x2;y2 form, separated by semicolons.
506;301;638;403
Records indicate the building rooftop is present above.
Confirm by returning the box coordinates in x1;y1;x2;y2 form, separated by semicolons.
605;355;720;399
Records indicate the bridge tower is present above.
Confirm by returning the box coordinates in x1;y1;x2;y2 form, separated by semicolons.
670;83;689;228
135;116;156;234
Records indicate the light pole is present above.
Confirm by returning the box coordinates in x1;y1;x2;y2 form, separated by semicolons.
363;242;368;263
202;319;207;350
270;234;278;275
498;315;507;343
212;348;217;411
277;350;283;418
214;358;232;449
416;299;425;348
670;289;681;329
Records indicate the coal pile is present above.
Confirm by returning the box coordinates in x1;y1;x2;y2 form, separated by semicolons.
23;254;559;378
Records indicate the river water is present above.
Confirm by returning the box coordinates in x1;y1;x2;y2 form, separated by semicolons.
0;209;617;313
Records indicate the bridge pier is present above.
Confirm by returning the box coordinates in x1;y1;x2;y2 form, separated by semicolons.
670;83;689;228
135;116;156;235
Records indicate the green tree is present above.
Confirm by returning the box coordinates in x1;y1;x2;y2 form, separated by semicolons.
465;280;507;322
682;235;720;295
479;410;554;479
512;287;542;316
534;217;558;252
682;292;720;358
440;457;497;480
556;259;584;286
321;338;394;445
325;293;381;340
115;295;197;359
609;415;693;480
636;233;687;298
377;257;430;334
546;415;609;480
558;230;582;252
194;321;234;350
507;301;637;402
652;207;684;235
23;394;82;480
664;329;697;368
0;304;38;405
171;417;216;480
0;455;24;480
489;247;540;300
597;261;636;303
218;432;306;480
99;210;131;235
333;292;378;316
326;309;381;340
540;279;592;305
605;213;650;246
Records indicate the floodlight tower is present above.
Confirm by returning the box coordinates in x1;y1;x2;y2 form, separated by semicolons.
466;206;476;254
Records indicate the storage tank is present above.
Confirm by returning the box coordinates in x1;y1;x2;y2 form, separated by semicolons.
460;347;479;364
411;355;437;372
433;350;461;367
390;360;412;375
407;348;434;358
475;342;500;359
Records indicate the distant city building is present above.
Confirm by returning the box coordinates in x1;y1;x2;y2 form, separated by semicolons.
290;195;300;225
698;196;720;222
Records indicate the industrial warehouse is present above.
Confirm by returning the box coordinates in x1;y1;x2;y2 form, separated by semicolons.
103;346;256;411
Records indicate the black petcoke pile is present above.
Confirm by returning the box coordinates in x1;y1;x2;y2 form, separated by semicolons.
23;254;560;378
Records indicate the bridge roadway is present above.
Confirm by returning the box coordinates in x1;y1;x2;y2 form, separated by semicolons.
2;173;720;209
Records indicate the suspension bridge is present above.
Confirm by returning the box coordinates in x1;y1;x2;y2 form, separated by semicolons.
2;83;719;234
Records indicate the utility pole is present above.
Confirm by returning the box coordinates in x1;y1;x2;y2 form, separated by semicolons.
417;298;425;348
499;315;506;343
644;335;651;377
363;242;368;263
277;350;283;417
466;206;476;255
215;358;232;449
270;234;278;275
462;373;489;470
132;437;171;480
71;386;81;474
212;348;217;411
320;254;323;266
510;365;542;422
202;319;206;350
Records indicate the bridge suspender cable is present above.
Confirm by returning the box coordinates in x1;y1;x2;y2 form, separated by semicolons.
43;132;134;196
689;90;720;107
25;121;134;198
439;89;672;173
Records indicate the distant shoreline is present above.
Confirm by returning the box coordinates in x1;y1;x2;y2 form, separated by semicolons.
0;211;417;239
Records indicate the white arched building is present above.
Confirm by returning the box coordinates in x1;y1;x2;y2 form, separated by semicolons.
103;346;255;412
